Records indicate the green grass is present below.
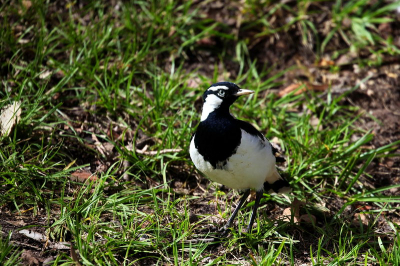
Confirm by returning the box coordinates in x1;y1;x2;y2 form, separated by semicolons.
1;0;400;265
0;231;22;266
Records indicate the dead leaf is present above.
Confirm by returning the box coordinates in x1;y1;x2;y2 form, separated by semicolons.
278;83;328;97
19;229;46;242
39;70;52;79
0;101;22;136
19;229;70;250
70;171;98;182
18;39;30;44
168;26;176;37
5;219;27;226
197;37;216;46
187;77;202;89
122;159;131;181
378;22;392;35
103;142;114;154
386;72;398;79
309;116;322;131
92;133;109;157
18;1;32;15
354;213;369;226
49;242;70;250
280;198;304;224
319;58;335;67
107;126;121;140
70;243;82;266
336;54;353;65
281;207;298;223
43;257;56;265
22;0;32;9
299;214;316;224
21;250;40;266
355;204;372;211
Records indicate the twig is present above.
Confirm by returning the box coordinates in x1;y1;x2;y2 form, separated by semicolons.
136;148;183;155
128;143;182;155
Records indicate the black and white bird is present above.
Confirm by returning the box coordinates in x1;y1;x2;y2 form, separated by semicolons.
190;82;291;233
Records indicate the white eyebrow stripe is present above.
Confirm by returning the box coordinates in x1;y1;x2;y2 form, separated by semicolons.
207;85;229;91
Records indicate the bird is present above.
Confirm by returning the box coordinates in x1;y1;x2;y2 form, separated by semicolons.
189;82;291;233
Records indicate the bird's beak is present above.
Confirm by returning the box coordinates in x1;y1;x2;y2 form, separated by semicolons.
235;89;254;96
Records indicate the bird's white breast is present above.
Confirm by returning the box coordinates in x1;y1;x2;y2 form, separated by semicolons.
190;130;278;191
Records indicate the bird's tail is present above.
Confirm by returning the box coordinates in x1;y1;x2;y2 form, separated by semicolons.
264;169;291;194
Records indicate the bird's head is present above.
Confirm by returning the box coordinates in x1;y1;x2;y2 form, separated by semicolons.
201;82;254;121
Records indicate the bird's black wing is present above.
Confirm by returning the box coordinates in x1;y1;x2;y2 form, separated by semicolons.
235;120;265;141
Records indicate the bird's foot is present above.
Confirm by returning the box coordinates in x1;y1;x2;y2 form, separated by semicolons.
218;226;231;237
242;227;251;234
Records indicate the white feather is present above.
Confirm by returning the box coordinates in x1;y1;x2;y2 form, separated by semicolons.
200;94;223;121
207;85;229;91
190;130;280;191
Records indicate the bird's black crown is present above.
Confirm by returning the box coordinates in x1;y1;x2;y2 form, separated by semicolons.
202;82;241;105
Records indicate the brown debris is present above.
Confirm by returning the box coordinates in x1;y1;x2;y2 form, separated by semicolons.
21;250;40;266
70;171;98;182
278;83;328;97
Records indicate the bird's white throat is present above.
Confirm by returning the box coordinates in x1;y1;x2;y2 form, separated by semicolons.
201;94;223;121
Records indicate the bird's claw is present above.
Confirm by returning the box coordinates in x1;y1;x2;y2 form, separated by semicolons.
218;226;230;237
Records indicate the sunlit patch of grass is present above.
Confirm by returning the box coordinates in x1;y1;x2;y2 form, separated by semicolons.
0;0;399;265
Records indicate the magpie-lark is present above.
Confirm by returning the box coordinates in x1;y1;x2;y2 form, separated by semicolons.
190;82;291;233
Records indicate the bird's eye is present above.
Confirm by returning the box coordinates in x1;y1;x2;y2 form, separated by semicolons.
217;90;225;97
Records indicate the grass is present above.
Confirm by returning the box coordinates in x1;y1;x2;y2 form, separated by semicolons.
1;0;400;265
0;231;22;265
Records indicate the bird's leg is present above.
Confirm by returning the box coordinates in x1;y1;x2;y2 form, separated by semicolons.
245;190;263;233
221;189;250;233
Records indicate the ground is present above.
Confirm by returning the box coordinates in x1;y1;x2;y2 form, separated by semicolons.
0;0;400;265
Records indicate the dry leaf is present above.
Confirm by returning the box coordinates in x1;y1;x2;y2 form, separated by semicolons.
20;229;46;242
70;171;98;182
22;0;32;9
279;198;305;224
39;70;52;79
355;204;372;211
309;116;322;131
278;83;301;97
354;213;369;226
187;77;202;89
43;257;56;265
20;229;70;250
21;250;40;265
49;242;70;250
319;58;335;67
336;54;353;65
378;22;392;35
281;207;299;223
299;214;316;224
386;72;398;79
18;39;30;44
0;101;22;136
5;219;27;226
197;37;216;46
70;243;82;266
278;83;328;97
